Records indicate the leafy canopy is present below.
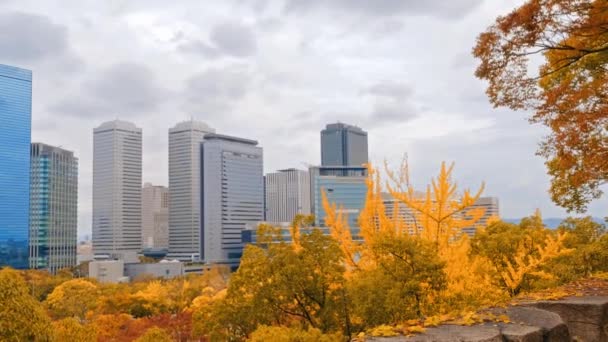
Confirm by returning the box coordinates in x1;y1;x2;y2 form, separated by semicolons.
473;0;608;212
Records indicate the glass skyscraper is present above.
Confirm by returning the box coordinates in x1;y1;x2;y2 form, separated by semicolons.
0;64;32;269
30;143;78;273
310;166;367;234
321;123;368;167
200;134;264;266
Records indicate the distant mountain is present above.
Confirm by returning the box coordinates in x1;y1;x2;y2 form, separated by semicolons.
503;217;605;229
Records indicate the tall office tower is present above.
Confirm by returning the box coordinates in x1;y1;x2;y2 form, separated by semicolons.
265;169;311;222
201;134;264;265
92;120;142;259
0;64;31;269
30;143;78;273
141;183;169;249
321;122;368;167
168;120;215;260
309;166;367;236
462;197;500;236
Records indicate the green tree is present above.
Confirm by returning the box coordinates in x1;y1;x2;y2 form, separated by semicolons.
471;213;569;294
546;217;608;282
0;268;53;341
200;227;350;340
349;233;446;328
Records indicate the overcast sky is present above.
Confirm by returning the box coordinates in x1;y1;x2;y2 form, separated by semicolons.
1;0;605;236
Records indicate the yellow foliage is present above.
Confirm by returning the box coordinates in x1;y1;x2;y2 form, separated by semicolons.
51;318;96;342
249;325;343;342
368;324;399;337
322;160;507;320
45;278;98;320
501;232;572;295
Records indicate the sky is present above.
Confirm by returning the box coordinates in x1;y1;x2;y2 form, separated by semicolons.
1;0;605;237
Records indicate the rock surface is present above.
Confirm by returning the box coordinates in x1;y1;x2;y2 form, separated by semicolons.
525;296;608;342
368;296;608;342
500;306;570;342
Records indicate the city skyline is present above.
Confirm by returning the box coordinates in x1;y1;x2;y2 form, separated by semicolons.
1;0;606;241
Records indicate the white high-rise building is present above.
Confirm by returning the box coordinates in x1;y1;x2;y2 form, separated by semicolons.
462;197;500;236
265;169;311;223
92;120;142;258
382;194;500;237
142;183;169;249
168;120;215;260
201;133;264;265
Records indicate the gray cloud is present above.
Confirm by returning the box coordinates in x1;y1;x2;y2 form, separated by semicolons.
363;81;418;127
183;65;253;115
210;21;257;57
52;63;168;118
366;81;413;99
177;21;257;59
0;12;68;61
177;40;221;58
284;0;483;18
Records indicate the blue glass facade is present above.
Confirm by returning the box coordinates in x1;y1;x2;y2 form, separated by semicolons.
0;64;32;269
310;166;367;236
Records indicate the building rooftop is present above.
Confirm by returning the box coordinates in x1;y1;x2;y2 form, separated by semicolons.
204;133;258;146
169;120;215;134
94;120;141;133
323;122;366;133
0;64;32;81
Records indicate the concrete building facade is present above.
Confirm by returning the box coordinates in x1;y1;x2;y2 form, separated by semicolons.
168;120;215;261
265;169;311;223
92;120;142;258
201;134;264;265
142;183;168;249
29;143;78;273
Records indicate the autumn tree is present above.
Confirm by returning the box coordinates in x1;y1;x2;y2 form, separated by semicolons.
52;318;97;342
324;161;505;318
0;268;53;341
473;0;608;212
45;278;99;320
134;326;173;342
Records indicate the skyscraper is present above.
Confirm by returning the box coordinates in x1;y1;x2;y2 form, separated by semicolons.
321;123;368;167
0;64;32;269
168;120;215;261
309;166;367;232
142;183;169;249
201;133;264;265
92;120;142;259
265;169;311;222
30;143;78;273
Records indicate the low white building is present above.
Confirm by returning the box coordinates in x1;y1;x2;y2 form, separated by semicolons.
88;260;127;283
124;260;183;279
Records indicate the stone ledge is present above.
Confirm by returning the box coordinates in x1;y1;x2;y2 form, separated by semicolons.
367;296;608;342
